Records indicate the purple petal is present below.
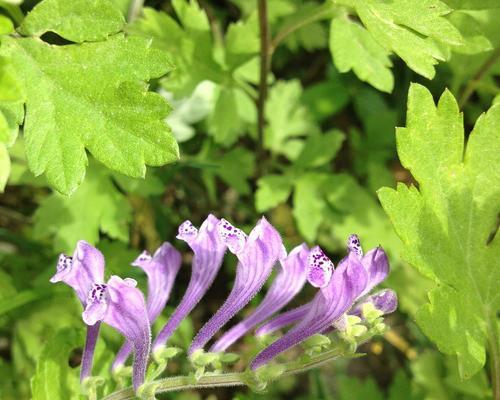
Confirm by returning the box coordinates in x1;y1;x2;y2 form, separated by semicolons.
50;241;105;381
211;244;309;352
255;304;310;337
50;240;105;304
352;289;398;316
112;242;182;371
359;247;389;297
250;252;368;369
80;323;101;381
82;276;151;391
152;215;227;352
189;217;284;354
306;246;334;288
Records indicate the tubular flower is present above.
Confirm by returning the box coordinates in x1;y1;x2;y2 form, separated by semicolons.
254;246;335;337
189;217;284;354
211;243;309;352
83;276;151;391
112;242;181;371
250;249;369;370
351;289;398;317
50;240;104;381
255;236;390;337
152;214;227;353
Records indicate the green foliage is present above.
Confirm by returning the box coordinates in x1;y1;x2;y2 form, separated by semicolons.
33;162;132;252
19;0;125;42
0;0;499;398
0;0;178;195
379;84;499;379
30;327;83;400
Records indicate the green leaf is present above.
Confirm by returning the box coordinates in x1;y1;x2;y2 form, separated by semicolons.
442;0;500;9
378;84;500;379
19;0;125;43
255;174;293;212
330;14;393;92
0;143;10;192
294;130;344;169
292;172;332;242
1;34;178;194
129;6;225;97
30;327;83;400
209;87;246;146
200;145;255;196
0;14;13;34
225;17;259;70
336;0;464;80
302;67;350;121
33;161;132;253
265;80;317;158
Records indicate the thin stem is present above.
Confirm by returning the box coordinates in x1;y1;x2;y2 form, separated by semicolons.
256;0;270;176
486;307;500;400
127;0;144;23
102;347;346;400
459;47;500;109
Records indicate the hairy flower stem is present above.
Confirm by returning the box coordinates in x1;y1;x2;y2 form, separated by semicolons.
102;347;348;400
256;0;270;177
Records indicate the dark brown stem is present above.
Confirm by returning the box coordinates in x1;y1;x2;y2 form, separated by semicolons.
459;47;500;109
256;0;270;176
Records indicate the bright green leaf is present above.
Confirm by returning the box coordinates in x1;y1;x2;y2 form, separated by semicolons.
30;327;83;400
0;143;9;191
1;34;178;195
378;84;499;379
0;14;13;34
19;0;124;43
336;0;464;79
330;15;393;92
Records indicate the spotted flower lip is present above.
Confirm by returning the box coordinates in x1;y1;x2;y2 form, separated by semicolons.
250;250;369;370
83;276;151;391
152;214;227;353
50;241;104;381
112;242;181;371
50;240;105;304
189;217;284;355
211;243;309;352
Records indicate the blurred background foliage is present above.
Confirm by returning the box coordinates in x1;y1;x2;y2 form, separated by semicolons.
0;0;499;399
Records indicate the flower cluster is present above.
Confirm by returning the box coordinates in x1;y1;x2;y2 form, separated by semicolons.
51;215;397;392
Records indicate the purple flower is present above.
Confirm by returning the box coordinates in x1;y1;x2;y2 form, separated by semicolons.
250;249;369;369
351;289;398;317
83;276;151;391
211;243;309;352
50;241;104;381
112;242;181;371
189;217;284;354
255;236;391;337
255;304;309;337
152;215;227;353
